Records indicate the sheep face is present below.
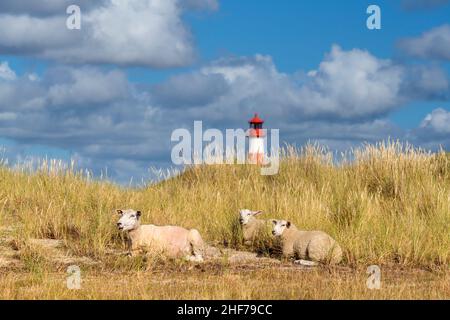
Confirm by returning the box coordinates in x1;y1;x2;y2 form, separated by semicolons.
117;209;141;231
271;219;291;236
239;209;262;225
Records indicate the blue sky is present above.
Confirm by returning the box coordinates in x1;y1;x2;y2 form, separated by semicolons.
0;0;449;183
187;0;450;127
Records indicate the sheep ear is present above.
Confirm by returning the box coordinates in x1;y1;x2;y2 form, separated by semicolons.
117;209;123;216
253;210;263;216
136;211;142;218
286;221;291;228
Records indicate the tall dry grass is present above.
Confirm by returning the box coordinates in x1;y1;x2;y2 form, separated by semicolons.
0;141;448;270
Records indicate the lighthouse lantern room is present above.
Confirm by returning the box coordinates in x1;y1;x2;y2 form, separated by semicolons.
247;113;266;165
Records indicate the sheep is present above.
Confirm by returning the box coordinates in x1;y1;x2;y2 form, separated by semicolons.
238;209;281;256
271;219;342;266
116;209;205;262
238;209;268;246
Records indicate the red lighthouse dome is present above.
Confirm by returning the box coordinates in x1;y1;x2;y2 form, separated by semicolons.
248;113;265;138
249;113;264;125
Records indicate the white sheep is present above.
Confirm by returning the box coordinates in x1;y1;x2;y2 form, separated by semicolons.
271;220;342;265
117;209;205;262
238;209;274;248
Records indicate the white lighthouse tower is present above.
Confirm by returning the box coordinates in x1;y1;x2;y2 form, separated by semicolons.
247;113;266;165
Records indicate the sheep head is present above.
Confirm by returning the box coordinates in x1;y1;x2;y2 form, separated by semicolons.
239;209;263;225
116;209;142;231
271;219;291;236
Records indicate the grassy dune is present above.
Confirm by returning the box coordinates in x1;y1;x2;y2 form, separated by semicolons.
0;141;449;299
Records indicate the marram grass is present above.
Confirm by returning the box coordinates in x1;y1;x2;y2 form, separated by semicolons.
0;141;449;267
0;141;449;299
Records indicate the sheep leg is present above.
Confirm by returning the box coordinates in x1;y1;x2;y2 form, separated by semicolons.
188;229;205;260
201;244;221;259
244;240;252;246
184;255;204;263
294;259;318;267
128;247;141;257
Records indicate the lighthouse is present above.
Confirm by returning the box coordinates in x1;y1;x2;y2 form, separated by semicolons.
247;113;266;165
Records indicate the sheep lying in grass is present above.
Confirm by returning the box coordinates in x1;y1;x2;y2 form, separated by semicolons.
271;220;342;266
238;209;280;255
116;209;205;262
239;209;268;246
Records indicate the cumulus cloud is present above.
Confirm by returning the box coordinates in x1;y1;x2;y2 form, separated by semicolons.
399;25;450;60
408;108;450;150
0;62;17;81
400;65;449;100
151;72;229;108
153;46;448;124
0;63;178;181
420;108;450;134
0;112;17;121
0;0;219;15
0;1;104;16
0;45;449;182
46;67;130;107
301;47;448;117
0;0;217;67
297;46;405;120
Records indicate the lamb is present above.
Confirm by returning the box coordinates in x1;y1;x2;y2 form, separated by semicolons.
271;220;342;266
238;209;269;246
116;209;205;262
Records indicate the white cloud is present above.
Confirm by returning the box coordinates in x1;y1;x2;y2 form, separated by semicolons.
409;108;450;151
0;0;214;67
151;72;229;108
0;112;17;121
0;46;448;183
27;73;39;82
399;25;450;60
298;45;404;119
0;1;105;16
420;108;450;134
46;68;130;107
0;62;17;81
159;46;448;124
